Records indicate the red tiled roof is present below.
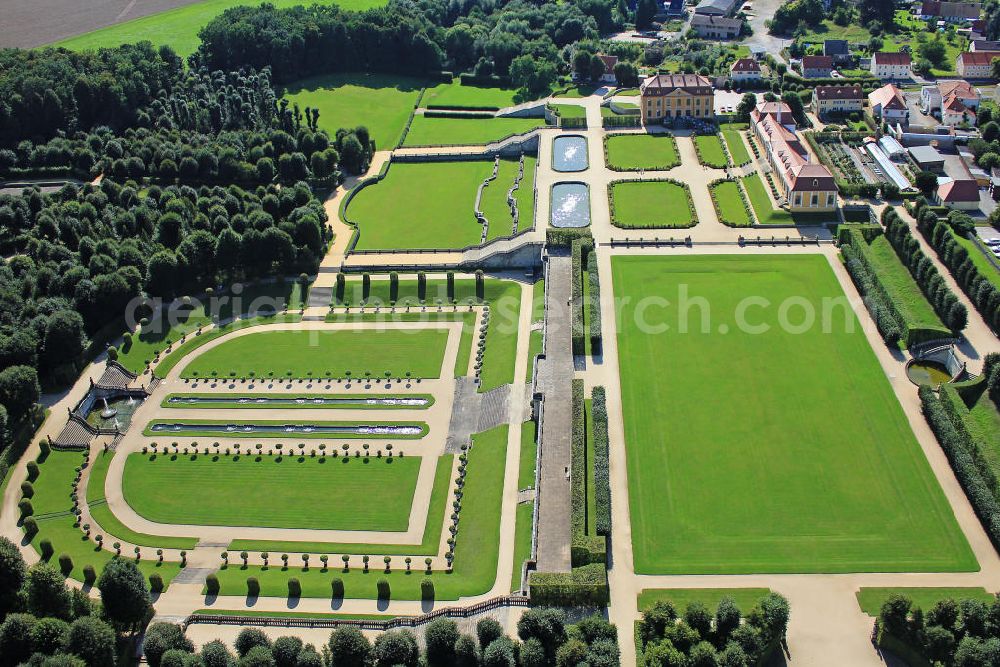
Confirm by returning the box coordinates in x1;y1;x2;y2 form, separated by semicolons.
958;51;1000;67
868;84;906;110
599;55;618;74
640;74;713;96
872;51;912;66
939;79;979;98
938;179;980;202
814;84;863;101
801;55;834;70
731;58;761;73
789;164;837;192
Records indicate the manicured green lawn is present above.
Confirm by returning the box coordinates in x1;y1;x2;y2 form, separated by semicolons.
423;82;524;109
347;161;491;250
279;73;428;148
610;181;694;228
638;588;773;612
518;420;537;490
228;455;452;556
694;134;728;168
510;503;533;592
123;453;419;531
710;180;751;227
605;133;680;171
525;330;542;382
480;157;537;240
117;280;305;374
210;425;508;599
553;83;600;98
143;419;428;439
855;234;948;333
52;0;386;56
86;451;198;550
478;281;522;393
403;116;545;147
531;280;545;323
856;587;994;616
550;104;587;119
721;128;751;165
28;450;182;587
181;328;448;379
612;254;976;574
194;610;404;620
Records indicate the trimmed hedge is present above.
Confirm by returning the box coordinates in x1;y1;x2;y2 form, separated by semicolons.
882;208;966;334
546;228;591;248
426;104;499;112
571;379;605;566
840;230;904;346
571;239;586;357
602;115;641;128
591;387;611;537
916;209;1000;334
586;249;602;355
919;385;1000;552
529;563;609;606
709;177;753;227
422;110;495;119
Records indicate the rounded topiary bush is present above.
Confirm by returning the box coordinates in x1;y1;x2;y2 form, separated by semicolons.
377;578;390;601
247;576;260;596
421;578;434;601
149;573;163;593
58;553;73;576
205;573;220;595
22;517;37;538
288;578;301;598
83;564;97;585
331;578;344;598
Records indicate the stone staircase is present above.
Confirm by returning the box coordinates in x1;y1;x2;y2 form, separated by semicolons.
308;286;333;308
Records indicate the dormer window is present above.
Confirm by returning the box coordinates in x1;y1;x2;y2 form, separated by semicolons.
812;179;818;187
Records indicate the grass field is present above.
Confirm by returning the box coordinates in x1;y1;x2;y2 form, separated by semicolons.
710;180;752;227
28;450;181;586
612;254;976;574
741;173;831;226
855;234;948;333
52;0;386;56
953;231;1000;290
721;126;751;165
86;451;198;550
478;157;537;240
210;425;508;599
856;587;994;616
181;328;448;379
694;135;729;168
605;133;680;171
123;453;419;531
347;161;491;250
550;104;587;119
279;73;427;148
403;116;545;147
116;281;305;374
942;381;1000;482
423;82;524;110
609;180;694;228
510;503;532;592
638;588;773;612
228;455;452;556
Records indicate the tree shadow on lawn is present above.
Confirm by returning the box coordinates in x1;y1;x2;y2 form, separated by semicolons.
278;72;430;98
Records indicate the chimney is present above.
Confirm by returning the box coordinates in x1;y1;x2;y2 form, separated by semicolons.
777;103;783;126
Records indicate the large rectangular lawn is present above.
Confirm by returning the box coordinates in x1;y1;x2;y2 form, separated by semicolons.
181;328;449;378
612;254;975;574
403;116;544;147
123;454;420;530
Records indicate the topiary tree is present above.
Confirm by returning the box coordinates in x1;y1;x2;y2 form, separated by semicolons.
143;622;193;667
235;628;272;658
26;562;72;619
331;577;345;599
0;536;27;617
327;627;371;667
205;573;220;595
421;578;435;602
424;618;460;667
98;558;150;632
376;578;390;601
373;630;418;667
148;572;164;593
288;577;301;598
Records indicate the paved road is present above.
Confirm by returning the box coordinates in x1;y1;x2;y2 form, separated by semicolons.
743;0;790;63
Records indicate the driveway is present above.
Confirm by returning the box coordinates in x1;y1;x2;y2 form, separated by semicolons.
743;0;789;62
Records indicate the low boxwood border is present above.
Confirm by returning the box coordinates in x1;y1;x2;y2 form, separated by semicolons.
603;132;680;172
708;177;753;227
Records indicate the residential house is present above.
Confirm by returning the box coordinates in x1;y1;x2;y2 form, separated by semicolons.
936;179;981;210
970;39;1000;51
870;52;913;80
942;93;978;125
868;84;909;125
801;55;834;78
730;58;762;83
956;50;1000;78
922;79;980;115
597;55;618;84
639;74;715;124
694;0;739;16
920;0;983;22
691;14;742;39
750;101;838;212
824;40;851;63
813;85;864;117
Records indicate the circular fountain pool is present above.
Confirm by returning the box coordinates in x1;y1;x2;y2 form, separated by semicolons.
905;359;954;387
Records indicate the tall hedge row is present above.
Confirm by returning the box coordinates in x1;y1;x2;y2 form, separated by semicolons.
914;202;1000;334
570;379;605;566
528;563;609;606
919;385;1000;551
591;386;611;537
586;248;603;355
571;239;586;356
882;208;967;334
841;243;904;346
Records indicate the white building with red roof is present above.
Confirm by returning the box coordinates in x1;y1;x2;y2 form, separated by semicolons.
868;84;909;125
597;55;618;83
936;179;981;210
750;102;837;212
870;52;912;80
730;58;761;83
957;51;1000;78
